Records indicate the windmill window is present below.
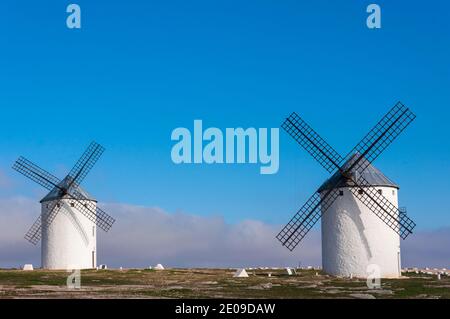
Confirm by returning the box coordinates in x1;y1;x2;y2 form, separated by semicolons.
70;202;75;207
378;189;383;195
339;190;344;196
392;190;395;196
358;189;364;195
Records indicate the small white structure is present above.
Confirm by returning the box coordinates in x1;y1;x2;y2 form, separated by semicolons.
41;177;97;270
319;156;402;279
154;264;165;270
99;264;108;270
233;268;249;278
22;264;34;271
286;268;297;276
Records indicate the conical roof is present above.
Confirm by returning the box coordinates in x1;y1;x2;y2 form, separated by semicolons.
318;153;398;192
40;175;95;203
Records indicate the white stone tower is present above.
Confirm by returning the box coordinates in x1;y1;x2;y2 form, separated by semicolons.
41;177;97;270
319;157;401;278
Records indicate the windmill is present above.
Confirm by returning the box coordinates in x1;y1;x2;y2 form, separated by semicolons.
277;102;416;278
13;142;115;270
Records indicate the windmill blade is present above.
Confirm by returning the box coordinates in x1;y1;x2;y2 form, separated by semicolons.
95;206;116;232
340;156;416;238
276;188;340;251
71;199;115;232
344;102;416;174
399;207;414;238
24;216;42;245
67;142;105;190
70;188;115;231
66;190;115;232
24;201;63;245
348;175;416;239
283;102;416;237
281;112;344;174
335;103;416;238
278;102;416;251
24;195;115;245
281;102;415;178
13;157;61;191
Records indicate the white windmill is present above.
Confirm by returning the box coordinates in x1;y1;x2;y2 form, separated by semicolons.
318;155;403;278
13;142;115;270
277;102;416;278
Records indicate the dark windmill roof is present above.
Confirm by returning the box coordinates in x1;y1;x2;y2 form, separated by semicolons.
40;176;96;203
318;154;399;192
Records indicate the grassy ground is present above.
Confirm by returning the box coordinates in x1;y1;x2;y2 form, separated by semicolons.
0;268;448;299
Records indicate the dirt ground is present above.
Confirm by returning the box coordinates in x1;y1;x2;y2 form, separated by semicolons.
0;268;448;299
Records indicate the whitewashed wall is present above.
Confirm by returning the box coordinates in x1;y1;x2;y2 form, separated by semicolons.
41;198;97;270
321;186;401;278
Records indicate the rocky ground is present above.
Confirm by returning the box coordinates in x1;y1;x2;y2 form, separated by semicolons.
0;268;449;299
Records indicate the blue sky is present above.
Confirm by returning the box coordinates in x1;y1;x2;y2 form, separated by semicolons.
0;0;449;234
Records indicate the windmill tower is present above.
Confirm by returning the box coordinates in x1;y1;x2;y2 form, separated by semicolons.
40;177;98;269
318;155;401;278
13;142;115;270
277;102;416;278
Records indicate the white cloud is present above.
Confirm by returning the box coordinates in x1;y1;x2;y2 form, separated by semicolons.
97;203;320;268
0;197;448;269
401;227;450;268
0;197;40;268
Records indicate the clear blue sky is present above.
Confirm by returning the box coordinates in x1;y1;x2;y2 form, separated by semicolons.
0;1;449;230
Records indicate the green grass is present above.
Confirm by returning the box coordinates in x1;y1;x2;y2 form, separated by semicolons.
0;269;448;299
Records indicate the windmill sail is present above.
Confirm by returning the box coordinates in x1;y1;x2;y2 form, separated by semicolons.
278;102;416;251
13;141;115;245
